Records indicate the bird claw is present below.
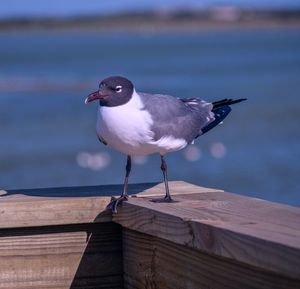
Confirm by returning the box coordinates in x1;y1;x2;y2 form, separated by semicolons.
150;195;173;203
106;194;129;213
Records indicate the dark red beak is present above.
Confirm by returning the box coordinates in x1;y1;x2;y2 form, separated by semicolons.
85;90;107;104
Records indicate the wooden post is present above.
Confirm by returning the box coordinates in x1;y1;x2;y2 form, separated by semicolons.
0;181;300;289
114;182;300;289
0;185;118;289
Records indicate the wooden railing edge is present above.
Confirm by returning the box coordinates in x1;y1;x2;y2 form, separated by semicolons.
1;181;300;281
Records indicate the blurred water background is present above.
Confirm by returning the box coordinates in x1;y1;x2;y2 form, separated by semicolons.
0;26;300;205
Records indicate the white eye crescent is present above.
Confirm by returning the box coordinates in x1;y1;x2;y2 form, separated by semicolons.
115;85;122;93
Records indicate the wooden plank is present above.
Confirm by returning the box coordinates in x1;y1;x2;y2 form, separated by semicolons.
113;182;300;279
0;182;219;229
0;196;111;229
0;183;157;229
131;181;223;197
123;228;300;289
0;222;123;289
1;181;300;285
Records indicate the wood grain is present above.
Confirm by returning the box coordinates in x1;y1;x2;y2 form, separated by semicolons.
0;223;123;289
114;183;300;279
1;181;300;288
0;182;158;228
123;228;300;289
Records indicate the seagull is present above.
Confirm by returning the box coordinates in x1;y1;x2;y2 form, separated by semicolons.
85;76;246;212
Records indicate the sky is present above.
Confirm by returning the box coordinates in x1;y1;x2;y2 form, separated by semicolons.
0;0;299;19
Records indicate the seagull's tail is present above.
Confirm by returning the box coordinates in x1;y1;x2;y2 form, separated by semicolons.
201;98;247;135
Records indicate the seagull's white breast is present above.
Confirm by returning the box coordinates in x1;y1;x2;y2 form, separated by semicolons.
96;90;187;155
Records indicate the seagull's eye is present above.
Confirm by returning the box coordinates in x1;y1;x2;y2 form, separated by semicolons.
115;86;122;93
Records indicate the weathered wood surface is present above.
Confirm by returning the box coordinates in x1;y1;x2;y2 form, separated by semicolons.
123;228;300;289
0;185;127;289
1;181;300;289
0;223;123;289
113;181;300;280
0;183;154;228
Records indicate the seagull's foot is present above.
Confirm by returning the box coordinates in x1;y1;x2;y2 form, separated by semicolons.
150;195;174;203
106;194;128;213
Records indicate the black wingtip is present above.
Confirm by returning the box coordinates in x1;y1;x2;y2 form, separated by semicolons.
237;98;247;102
232;98;247;104
212;98;247;109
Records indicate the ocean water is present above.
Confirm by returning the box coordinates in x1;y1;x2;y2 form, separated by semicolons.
0;28;300;206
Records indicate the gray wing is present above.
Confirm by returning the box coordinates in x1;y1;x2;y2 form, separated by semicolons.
138;92;215;144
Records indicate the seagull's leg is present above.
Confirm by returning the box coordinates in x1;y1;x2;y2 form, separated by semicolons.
122;155;131;198
151;155;173;202
161;155;172;200
107;155;131;213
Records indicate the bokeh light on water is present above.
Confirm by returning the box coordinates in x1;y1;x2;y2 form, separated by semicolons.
210;142;227;159
183;146;202;162
76;152;111;171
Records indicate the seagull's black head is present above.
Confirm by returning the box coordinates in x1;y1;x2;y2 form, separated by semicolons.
85;76;134;107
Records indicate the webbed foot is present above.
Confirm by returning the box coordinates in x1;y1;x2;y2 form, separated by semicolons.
150;195;173;203
106;194;128;213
